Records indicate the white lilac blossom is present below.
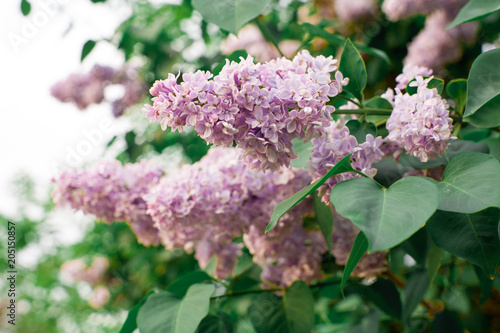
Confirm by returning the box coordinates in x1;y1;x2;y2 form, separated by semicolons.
386;76;455;162
308;118;384;204
334;0;378;22
395;65;433;90
331;208;387;277
146;147;327;285
52;160;163;246
142;51;349;171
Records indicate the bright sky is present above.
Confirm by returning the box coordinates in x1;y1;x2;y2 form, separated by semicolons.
0;0;133;218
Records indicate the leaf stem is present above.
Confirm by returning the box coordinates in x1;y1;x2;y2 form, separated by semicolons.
335;94;362;107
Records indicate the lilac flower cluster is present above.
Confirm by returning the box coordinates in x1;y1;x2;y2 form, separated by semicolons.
331;209;387;277
51;64;146;117
385;76;455;162
395;65;433;90
308;118;384;204
142;51;349;171
146;147;327;286
52;160;163;246
334;0;378;22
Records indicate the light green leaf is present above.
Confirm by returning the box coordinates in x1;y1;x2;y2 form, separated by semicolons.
248;281;314;333
340;232;368;297
447;79;467;115
313;193;333;253
436;151;500;213
119;290;154;333
331;177;439;252
192;0;270;34
338;39;367;102
291;138;313;169
137;284;215;333
447;0;500;28
266;154;363;233
166;271;211;298
463;49;500;127
484;137;500;162
427;208;500;278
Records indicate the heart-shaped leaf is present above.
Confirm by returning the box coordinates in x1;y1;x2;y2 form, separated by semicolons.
331;177;439;252
427;208;500;278
137;284;215;333
339;38;367;102
436;151;500;213
192;0;270;34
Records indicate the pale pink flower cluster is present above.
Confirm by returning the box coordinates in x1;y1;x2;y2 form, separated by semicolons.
335;0;378;21
60;257;109;286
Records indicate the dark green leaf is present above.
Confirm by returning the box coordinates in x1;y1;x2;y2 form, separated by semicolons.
436;151;500;213
192;0;270;34
400;227;429;266
248;281;314;333
331;177;439;252
340;232;368;297
426;240;444;284
348;279;402;319
402;268;429;324
301;23;390;63
427;208;500;278
338;39;367;101
137;284;215;333
21;0;31;16
399;139;489;170
473;265;494;304
81;40;96;62
196;313;234;333
212;50;248;76
313;193;333;252
406;77;444;95
464;49;500;127
484;137;500;162
346;120;377;144
119;290;154;333
266;154;363;233
447;0;500;28
166;271;211;298
447;79;467;115
431;310;464;333
291;138;313;169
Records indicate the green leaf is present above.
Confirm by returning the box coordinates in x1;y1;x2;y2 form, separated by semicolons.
463;49;500;127
402;268;429;324
331;177;439;252
431;310;464;333
166;271;211;298
447;0;500;28
212;50;248;76
447;79;467;115
400;227;429;266
346;120;377;144
340;232;368;297
81;40;96;62
21;0;31;16
301;23;390;63
291;138;313;169
119;290;154;333
399;139;489;170
436;151;500;213
426;240;444;284
406;77;444;95
473;265;494;304
347;279;402;319
138;284;215;333
313;193;333;252
248;281;314;333
266;154;363;233
192;0;270;34
484;137;500;162
196;313;234;333
427;208;500;278
338;39;367;102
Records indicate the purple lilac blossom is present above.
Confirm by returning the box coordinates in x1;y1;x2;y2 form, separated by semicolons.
331;208;387;277
385;76;455;162
52;160;163;246
334;0;378;21
308;118;384;204
395;65;433;90
382;0;436;20
142;51;349;171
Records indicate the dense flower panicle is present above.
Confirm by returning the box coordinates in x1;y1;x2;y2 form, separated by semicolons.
52;160;163;246
395;65;433;90
385;76;455;162
382;0;436;20
334;0;378;21
308;118;384;204
142;51;349;171
146;147;326;285
331;209;387;277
